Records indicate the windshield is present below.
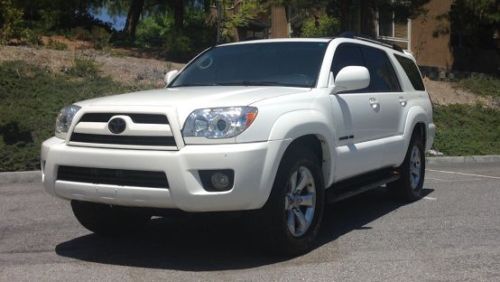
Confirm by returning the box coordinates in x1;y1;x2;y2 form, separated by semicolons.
170;42;328;88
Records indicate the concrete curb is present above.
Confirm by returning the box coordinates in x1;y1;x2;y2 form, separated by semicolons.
426;155;500;165
1;155;499;184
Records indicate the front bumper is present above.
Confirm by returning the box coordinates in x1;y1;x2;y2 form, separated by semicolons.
41;137;288;212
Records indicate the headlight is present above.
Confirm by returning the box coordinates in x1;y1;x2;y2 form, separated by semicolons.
55;105;81;139
182;106;258;142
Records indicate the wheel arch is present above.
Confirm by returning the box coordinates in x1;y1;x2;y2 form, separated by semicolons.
402;107;430;153
268;110;337;190
398;107;430;166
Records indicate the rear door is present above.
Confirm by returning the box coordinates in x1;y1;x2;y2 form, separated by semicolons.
359;46;405;167
358;46;403;140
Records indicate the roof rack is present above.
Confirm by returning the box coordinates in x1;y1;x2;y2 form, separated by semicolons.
337;32;404;53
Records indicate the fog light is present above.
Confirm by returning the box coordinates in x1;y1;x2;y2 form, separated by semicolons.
199;169;234;191
211;172;230;190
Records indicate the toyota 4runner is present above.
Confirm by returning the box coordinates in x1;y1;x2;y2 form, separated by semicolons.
41;37;435;255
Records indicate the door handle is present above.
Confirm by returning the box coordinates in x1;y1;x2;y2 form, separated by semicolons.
399;96;407;107
369;97;379;110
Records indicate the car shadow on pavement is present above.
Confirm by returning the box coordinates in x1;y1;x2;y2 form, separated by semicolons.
55;187;434;271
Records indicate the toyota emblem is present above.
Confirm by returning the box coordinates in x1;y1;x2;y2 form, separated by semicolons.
108;117;126;134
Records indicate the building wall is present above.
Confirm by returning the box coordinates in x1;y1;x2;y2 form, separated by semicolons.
410;0;453;69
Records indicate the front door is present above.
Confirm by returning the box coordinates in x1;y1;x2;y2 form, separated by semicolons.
330;43;403;181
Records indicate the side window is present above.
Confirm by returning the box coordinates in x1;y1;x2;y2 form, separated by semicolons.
394;55;425;91
331;44;364;78
360;46;402;92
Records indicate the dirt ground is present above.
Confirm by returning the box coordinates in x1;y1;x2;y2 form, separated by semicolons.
423;77;495;107
0;45;493;106
0;45;184;88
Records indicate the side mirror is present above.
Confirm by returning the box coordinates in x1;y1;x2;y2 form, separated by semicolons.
164;69;179;86
331;66;370;94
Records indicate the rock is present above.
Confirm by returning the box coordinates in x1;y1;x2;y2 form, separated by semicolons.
428;149;444;156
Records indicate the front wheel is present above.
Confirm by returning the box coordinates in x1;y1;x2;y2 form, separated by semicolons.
388;134;425;202
262;147;325;256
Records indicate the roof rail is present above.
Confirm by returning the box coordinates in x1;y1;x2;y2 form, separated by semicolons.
337;32;404;53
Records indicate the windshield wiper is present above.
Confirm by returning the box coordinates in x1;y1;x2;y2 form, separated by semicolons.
170;83;222;87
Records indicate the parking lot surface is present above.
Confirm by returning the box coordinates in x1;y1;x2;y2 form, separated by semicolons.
1;162;499;281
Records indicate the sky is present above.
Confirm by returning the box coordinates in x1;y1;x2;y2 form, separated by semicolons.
91;7;127;31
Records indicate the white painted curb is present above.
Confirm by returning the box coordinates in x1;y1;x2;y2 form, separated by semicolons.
426;155;500;165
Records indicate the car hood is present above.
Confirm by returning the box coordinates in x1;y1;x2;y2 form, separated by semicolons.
77;86;312;108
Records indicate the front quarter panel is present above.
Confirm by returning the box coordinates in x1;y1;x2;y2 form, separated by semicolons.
236;91;337;187
268;109;336;187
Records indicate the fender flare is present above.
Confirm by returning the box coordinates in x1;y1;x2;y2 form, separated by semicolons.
266;110;337;188
399;106;430;164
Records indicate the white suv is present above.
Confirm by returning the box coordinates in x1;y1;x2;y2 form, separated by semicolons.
41;37;435;255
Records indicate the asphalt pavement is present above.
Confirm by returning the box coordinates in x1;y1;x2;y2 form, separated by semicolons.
1;162;499;281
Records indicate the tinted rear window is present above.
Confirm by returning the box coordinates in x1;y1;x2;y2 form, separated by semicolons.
394;55;425;91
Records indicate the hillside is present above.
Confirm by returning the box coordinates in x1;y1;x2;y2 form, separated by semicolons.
0;46;184;89
1;45;497;108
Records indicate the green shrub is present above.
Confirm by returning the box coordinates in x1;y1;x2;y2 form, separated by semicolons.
433;104;500;155
90;26;111;50
301;15;340;38
70;26;92;41
133;8;215;61
0;0;24;43
46;38;68;50
0;60;153;171
166;31;193;60
67;56;100;79
458;75;500;98
136;16;170;47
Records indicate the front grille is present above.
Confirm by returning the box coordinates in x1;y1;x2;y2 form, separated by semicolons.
79;113;169;124
57;166;169;188
70;133;176;146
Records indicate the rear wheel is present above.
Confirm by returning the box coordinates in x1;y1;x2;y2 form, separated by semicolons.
388;133;425;201
261;147;325;256
71;200;151;236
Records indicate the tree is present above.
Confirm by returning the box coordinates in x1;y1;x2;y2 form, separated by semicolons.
107;0;184;38
449;0;500;48
172;0;184;30
123;0;145;38
0;0;24;42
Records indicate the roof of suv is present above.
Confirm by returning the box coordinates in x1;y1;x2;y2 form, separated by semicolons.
217;37;409;54
217;38;331;47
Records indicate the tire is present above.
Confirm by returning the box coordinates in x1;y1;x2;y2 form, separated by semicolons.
71;200;151;236
388;132;425;202
261;146;325;256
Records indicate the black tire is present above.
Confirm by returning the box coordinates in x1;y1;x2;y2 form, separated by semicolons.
71;200;151;236
261;146;325;256
388;132;425;202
